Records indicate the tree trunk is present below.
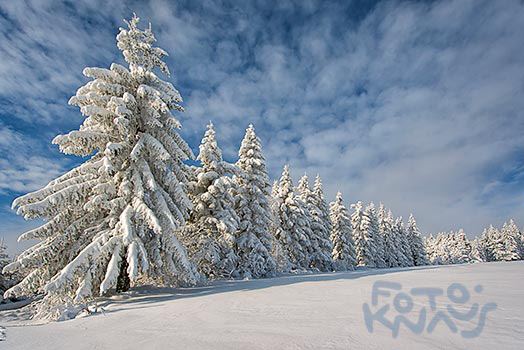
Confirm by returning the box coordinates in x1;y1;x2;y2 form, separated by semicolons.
116;255;130;293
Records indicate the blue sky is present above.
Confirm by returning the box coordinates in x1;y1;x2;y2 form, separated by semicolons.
1;0;523;255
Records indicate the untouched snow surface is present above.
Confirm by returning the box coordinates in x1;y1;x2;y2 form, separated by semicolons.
1;262;523;349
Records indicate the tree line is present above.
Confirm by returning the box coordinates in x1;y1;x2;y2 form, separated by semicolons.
1;15;522;320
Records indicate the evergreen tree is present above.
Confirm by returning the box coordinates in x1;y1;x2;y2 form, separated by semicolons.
453;229;472;263
3;16;199;318
394;217;413;267
469;237;487;262
428;233;445;265
271;166;313;271
233;124;276;278
406;214;428;266
445;232;458;264
313;175;335;269
480;226;498;262
423;234;436;265
379;207;398;267
0;239;11;299
312;175;334;257
498;221;521;261
489;227;507;262
365;203;386;268
183;123;239;279
297;175;333;271
509;219;524;258
351;201;376;267
329;192;356;270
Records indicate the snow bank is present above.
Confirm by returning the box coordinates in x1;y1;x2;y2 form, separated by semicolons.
1;262;522;349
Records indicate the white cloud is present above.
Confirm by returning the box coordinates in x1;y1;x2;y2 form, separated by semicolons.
1;0;524;256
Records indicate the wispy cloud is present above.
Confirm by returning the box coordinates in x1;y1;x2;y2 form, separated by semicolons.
1;0;523;255
0;123;67;194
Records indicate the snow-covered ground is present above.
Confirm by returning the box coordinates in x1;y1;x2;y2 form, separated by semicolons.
1;262;523;349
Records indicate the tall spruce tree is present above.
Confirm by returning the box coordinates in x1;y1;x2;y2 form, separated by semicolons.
313;175;335;270
453;229;472;263
498;221;521;261
380;207;398;267
271;166;313;271
329;192;356;270
297;175;333;271
183;123;239;279
394;217;412;267
480;226;498;262
423;234;436;265
469;237;487;262
233;125;276;278
313;175;334;258
365;203;386;268
406;214;428;266
0;239;11;299
3;16;199;318
507;219;524;258
351;201;377;267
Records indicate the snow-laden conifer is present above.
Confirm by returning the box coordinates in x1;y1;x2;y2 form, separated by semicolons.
365;203;386;268
406;214;428;266
506;219;524;257
393;217;413;267
350;201;376;267
329;192;356;270
0;239;11;299
297;175;333;271
469;237;487;262
233;125;276;278
271;166;313;271
3;15;199;318
312;175;334;255
453;229;472;263
379;206;398;268
183;123;240;279
423;234;436;264
498;221;521;261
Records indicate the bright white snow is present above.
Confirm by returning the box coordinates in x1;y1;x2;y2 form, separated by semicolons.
1;261;522;349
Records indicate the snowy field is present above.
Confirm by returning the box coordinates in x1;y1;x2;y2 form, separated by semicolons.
1;261;523;350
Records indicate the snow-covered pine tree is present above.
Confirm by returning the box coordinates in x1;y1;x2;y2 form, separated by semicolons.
0;239;11;300
379;206;398;268
351;201;376;267
479;226;497;262
453;229;472;264
469;237;487;263
423;234;436;265
406;214;428;266
428;233;445;265
498;221;521;261
508;219;524;258
271;166;313;271
444;231;458;264
365;203;386;268
312;175;335;270
329;192;356;270
233;124;276;278
489;227;507;262
183;123;240;279
394;217;413;267
269;180;289;272
3;15;199;318
297;175;333;271
438;232;453;265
